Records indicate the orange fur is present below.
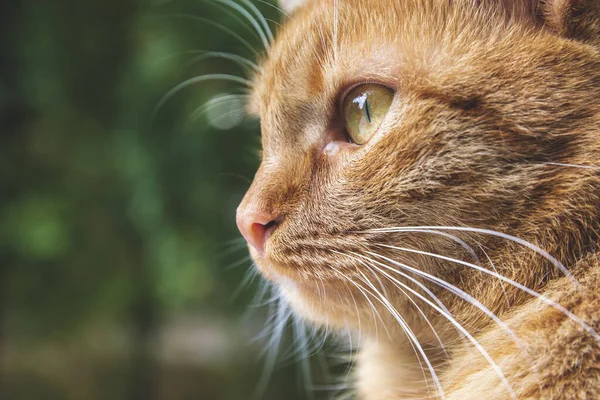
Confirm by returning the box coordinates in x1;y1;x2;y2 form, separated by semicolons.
238;0;600;398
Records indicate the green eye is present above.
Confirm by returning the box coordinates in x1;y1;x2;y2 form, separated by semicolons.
342;84;395;145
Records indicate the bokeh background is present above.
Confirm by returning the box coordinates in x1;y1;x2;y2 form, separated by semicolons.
0;1;336;399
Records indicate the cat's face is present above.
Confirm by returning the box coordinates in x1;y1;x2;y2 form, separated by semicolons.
237;0;600;334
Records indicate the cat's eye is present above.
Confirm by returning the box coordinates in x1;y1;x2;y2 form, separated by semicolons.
342;84;395;145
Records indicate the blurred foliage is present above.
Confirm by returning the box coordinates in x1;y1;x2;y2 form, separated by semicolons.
0;1;331;399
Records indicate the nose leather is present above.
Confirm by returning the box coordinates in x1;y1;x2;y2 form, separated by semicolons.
236;207;279;256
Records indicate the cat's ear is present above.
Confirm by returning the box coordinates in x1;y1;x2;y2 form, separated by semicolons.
278;0;307;14
537;0;600;44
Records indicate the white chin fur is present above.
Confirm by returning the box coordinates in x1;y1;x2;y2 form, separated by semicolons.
278;281;362;331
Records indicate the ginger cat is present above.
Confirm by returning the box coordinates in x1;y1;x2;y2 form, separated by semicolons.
235;0;600;398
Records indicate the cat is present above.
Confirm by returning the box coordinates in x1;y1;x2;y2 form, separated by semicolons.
234;0;600;398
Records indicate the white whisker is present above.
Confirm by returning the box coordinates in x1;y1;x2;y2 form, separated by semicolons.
230;261;258;300
332;250;455;323
355;270;443;399
153;74;251;119
292;315;315;400
337;273;435;397
255;293;291;399
239;0;275;43
404;228;479;262
353;252;517;399
184;51;259;71
479;243;511;307
224;253;253;270
161;14;257;54
364;249;529;359
376;243;600;342
255;0;293;20
539;162;600;171
333;0;339;62
366;226;577;285
205;106;247;129
358;260;449;359
214;0;271;51
215;238;248;258
190;94;249;122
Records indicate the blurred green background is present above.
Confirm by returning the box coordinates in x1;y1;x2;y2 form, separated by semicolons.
0;1;336;399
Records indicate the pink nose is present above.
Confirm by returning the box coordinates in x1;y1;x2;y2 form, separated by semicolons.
236;207;280;256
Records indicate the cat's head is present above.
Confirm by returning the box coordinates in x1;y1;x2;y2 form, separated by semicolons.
237;0;600;335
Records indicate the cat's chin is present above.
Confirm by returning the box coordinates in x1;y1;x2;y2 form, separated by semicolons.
254;256;368;331
279;279;358;330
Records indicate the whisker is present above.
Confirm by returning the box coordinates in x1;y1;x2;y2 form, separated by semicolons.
225;254;253;271
251;286;284;342
247;278;279;309
204;106;247;129
398;228;479;262
183;51;259;72
255;0;293;20
255;293;291;399
353;252;517;399
214;0;271;51
358;260;450;359
341;319;356;388
313;352;335;396
336;273;435;398
153;74;252;119
355;270;442;399
160;14;258;54
342;275;389;390
538;162;600;171
333;0;339;62
292;315;315;400
345;278;364;343
330;267;394;384
366;226;578;285
331;250;454;323
215;238;248;258
376;243;600;342
239;0;275;43
189;94;249;122
230;262;258;301
281;317;316;363
265;18;283;28
365;249;524;350
218;237;247;246
478;243;511;307
330;288;361;385
313;277;331;355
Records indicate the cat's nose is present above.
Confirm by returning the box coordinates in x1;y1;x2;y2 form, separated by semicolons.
236;206;280;256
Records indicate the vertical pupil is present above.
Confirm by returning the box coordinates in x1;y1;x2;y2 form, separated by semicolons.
364;97;372;123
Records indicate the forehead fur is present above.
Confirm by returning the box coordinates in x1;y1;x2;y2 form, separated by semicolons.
250;0;537;148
